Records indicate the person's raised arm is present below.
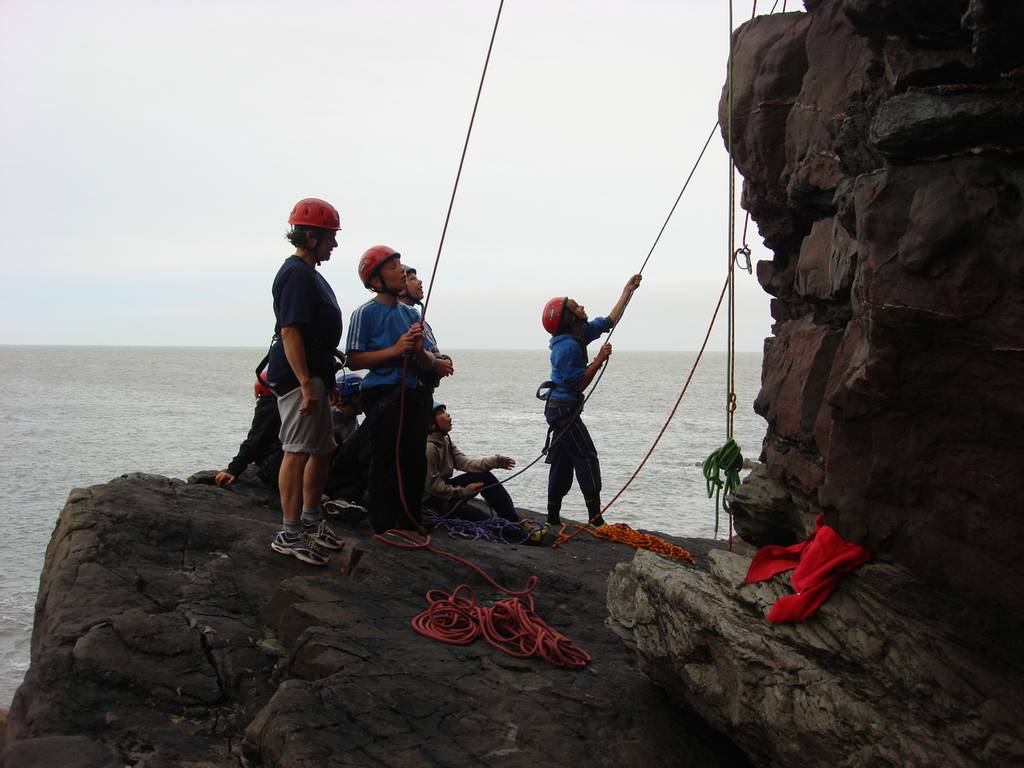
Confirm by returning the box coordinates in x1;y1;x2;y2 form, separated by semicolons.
607;274;642;326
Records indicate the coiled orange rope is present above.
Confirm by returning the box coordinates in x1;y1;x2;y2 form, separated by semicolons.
553;522;695;564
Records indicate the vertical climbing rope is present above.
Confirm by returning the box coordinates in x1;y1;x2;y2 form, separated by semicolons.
420;0;505;324
723;0;743;548
392;0;505;532
726;0;738;444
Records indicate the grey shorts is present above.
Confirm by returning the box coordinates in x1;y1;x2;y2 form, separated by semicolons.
277;378;337;456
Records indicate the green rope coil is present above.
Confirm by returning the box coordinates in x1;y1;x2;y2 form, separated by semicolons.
702;438;743;537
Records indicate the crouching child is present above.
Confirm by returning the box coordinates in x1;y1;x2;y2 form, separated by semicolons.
423;402;518;522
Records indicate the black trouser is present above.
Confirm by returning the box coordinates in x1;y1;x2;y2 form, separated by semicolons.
363;386;427;533
257;451;284;489
325;424;370;506
433;471;519;522
545;400;603;525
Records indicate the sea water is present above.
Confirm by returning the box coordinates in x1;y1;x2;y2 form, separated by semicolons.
0;345;765;706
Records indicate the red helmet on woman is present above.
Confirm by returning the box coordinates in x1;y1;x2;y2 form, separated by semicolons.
542;296;569;335
358;245;400;288
288;198;340;230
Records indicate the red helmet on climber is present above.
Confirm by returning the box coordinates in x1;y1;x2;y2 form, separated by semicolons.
542;296;570;335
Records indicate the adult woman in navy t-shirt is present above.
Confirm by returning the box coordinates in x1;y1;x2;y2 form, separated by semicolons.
265;198;345;566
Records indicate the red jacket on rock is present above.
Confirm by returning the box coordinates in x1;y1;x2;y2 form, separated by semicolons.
743;514;871;623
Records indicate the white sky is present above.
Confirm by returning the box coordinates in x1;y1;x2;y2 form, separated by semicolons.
0;0;783;351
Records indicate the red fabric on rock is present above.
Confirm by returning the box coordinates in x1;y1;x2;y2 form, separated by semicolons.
743;514;871;623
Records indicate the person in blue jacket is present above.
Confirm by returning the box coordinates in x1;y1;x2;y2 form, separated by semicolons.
346;245;448;533
540;274;641;528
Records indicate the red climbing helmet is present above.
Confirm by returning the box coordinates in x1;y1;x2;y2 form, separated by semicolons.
542;296;569;335
288;198;341;231
358;245;401;288
254;370;273;398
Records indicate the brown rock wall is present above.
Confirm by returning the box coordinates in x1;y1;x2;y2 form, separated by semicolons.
726;0;1024;621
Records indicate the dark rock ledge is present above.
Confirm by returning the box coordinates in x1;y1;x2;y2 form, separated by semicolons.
1;472;747;768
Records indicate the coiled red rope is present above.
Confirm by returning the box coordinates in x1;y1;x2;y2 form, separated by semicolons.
411;586;592;669
374;530;591;669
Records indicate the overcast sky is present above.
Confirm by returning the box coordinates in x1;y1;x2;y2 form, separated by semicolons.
0;0;786;351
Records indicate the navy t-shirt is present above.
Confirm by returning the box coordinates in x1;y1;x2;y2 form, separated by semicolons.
268;255;343;389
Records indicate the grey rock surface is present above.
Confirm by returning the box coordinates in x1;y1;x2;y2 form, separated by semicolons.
607;549;1024;768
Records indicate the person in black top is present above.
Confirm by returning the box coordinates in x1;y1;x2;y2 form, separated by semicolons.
215;372;282;488
265;197;346;566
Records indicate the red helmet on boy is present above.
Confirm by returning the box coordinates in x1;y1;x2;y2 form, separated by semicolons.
542;296;569;335
288;198;340;230
358;245;401;288
254;370;273;398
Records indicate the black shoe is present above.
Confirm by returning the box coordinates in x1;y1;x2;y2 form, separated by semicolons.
323;498;369;524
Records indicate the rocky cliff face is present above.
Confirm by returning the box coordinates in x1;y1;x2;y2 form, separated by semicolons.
2;473;747;768
607;2;1024;766
726;0;1024;620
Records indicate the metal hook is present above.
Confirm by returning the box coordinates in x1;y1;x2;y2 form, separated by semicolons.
734;246;752;275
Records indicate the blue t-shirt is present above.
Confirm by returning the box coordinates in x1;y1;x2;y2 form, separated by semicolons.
267;255;343;389
547;316;613;402
346;300;435;389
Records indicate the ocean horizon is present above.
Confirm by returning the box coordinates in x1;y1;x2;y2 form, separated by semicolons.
0;345;766;706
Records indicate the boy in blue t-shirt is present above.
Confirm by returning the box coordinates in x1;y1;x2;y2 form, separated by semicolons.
541;274;641;527
346;245;446;532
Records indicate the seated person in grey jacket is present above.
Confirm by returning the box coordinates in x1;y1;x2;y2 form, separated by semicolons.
423;402;519;521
